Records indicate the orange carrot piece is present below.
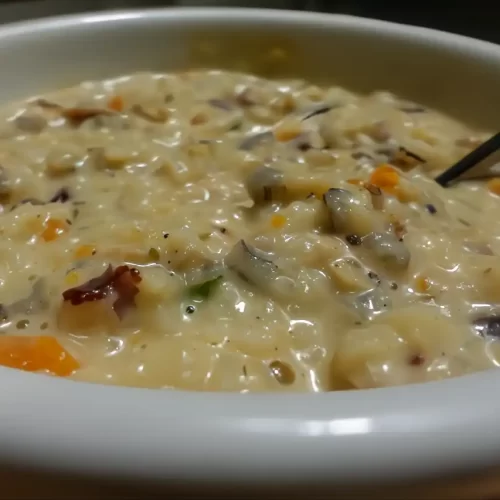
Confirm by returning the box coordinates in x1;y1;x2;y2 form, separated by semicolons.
414;276;430;293
488;178;500;196
347;178;365;186
41;218;67;242
74;244;96;259
271;214;287;229
107;95;124;112
369;164;400;190
0;336;79;376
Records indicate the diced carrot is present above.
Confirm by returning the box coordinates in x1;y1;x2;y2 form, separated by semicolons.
65;270;80;286
74;244;96;259
347;178;365;186
271;214;287;229
414;275;430;293
369;164;400;190
488;178;500;196
0;336;79;376
41;218;68;242
107;95;124;112
274;127;302;142
190;112;208;125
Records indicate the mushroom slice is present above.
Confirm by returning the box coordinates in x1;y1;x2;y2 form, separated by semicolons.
226;240;296;300
323;188;376;235
473;316;500;338
363;232;411;270
245;166;286;204
226;240;279;285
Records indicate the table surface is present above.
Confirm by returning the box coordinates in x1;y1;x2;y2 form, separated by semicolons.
2;466;500;500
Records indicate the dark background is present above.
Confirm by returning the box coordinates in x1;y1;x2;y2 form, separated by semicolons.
0;0;496;45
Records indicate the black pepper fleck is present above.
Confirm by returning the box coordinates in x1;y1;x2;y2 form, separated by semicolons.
425;203;437;215
368;271;381;285
163;232;170;239
220;227;227;234
16;319;29;330
390;282;399;290
409;354;425;366
269;360;296;385
186;305;195;314
40;322;48;330
345;234;362;246
242;365;248;377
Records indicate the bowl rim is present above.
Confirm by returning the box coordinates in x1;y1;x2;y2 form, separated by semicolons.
1;7;500;484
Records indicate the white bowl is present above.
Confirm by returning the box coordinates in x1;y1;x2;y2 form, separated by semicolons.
1;7;500;493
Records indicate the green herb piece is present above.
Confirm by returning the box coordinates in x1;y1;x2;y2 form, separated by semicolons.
188;276;223;299
148;247;160;261
198;232;211;241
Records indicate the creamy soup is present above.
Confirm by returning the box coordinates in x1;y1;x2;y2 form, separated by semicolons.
0;70;498;392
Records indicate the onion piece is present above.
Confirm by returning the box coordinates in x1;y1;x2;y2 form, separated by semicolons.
5;279;49;318
33;98;62;110
323;188;358;232
245;166;286;204
225;240;296;299
301;105;333;121
208;98;233;111
62;107;114;126
364;183;384;210
0;166;11;198
14;113;47;134
463;241;494;256
346;287;391;320
131;104;168;123
239;131;273;151
363;232;410;270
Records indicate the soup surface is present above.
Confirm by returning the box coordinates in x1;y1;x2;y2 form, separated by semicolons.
0;70;498;392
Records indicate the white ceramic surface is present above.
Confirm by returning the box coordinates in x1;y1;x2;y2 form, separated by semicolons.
0;8;500;488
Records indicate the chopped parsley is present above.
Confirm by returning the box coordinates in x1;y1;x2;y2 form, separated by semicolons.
188;276;223;299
